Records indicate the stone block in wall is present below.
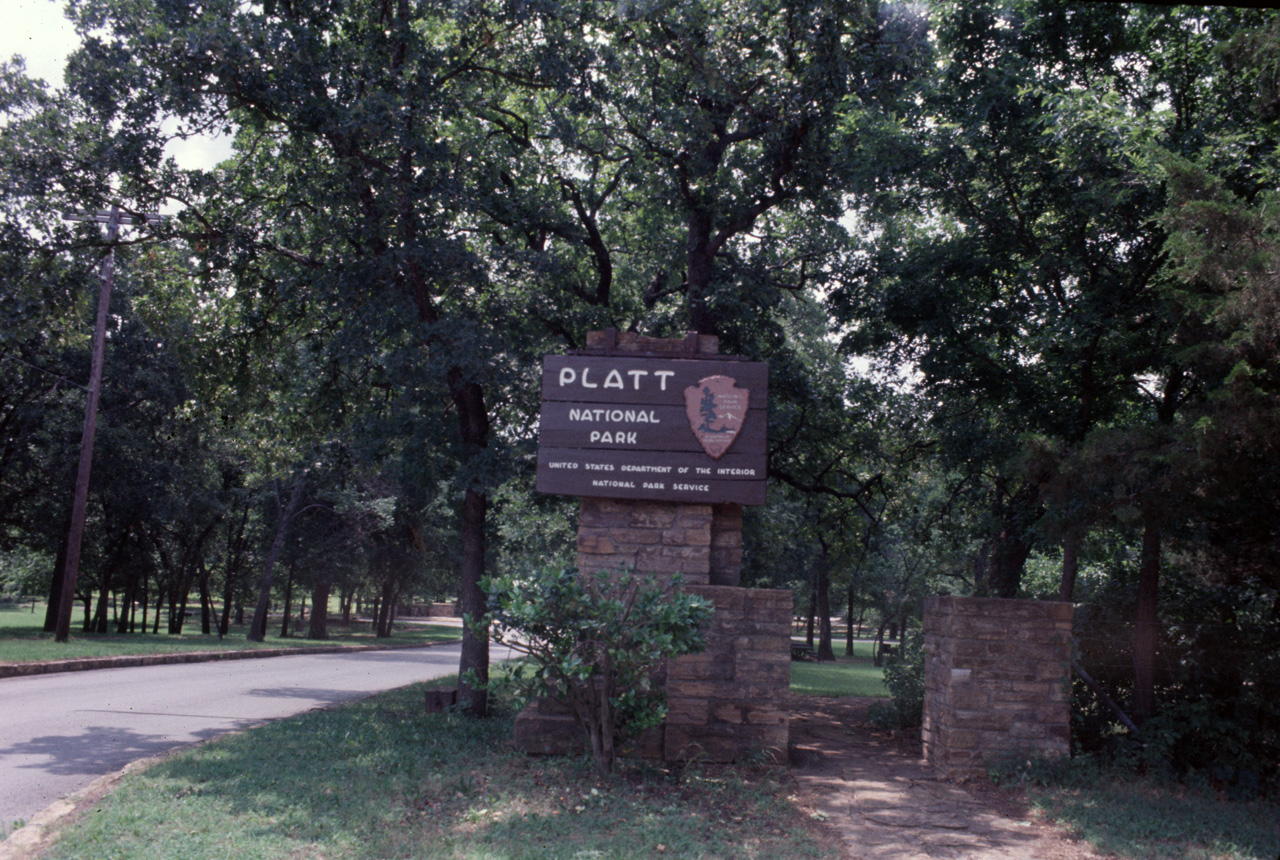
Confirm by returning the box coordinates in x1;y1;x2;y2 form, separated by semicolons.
576;497;712;585
709;504;743;587
514;698;583;756
662;585;791;763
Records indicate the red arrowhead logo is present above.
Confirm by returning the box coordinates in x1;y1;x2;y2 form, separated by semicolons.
684;375;750;460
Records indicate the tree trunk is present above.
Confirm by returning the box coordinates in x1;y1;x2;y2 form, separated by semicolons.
686;210;717;335
248;477;307;643
44;508;73;632
170;575;190;635
375;576;394;638
308;580;330;639
117;565;139;634
846;583;855;657
54;215;119;644
457;486;490;716
1059;530;1080;603
280;561;295;638
805;580;817;649
873;619;888;667
219;574;233;637
816;553;835;661
987;478;1040;598
91;533;126;634
1132;518;1161;723
220;503;249;637
198;561;212;635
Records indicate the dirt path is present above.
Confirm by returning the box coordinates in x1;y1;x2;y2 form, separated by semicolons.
789;695;1108;860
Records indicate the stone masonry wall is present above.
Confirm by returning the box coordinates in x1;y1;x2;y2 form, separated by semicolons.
922;596;1072;779
577;498;713;585
664;585;791;762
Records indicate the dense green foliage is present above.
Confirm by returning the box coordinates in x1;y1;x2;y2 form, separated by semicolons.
2;0;1279;793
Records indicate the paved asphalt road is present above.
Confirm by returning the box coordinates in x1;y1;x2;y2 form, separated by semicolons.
0;643;484;827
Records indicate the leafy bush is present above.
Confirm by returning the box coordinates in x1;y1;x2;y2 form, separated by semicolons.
481;567;713;776
1071;569;1280;797
0;548;50;600
870;630;924;729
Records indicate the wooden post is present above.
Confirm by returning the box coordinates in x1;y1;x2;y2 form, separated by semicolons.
55;209;164;642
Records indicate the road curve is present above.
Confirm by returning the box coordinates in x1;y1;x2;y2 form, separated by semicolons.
0;644;477;827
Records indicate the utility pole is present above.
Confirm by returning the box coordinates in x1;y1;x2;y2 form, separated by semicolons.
53;208;164;643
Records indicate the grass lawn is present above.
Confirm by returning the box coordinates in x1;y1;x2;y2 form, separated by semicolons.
788;641;888;698
34;682;838;860
0;602;460;664
988;763;1280;860
1029;779;1280;860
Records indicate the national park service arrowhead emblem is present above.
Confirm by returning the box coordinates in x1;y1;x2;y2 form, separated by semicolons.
684;375;750;460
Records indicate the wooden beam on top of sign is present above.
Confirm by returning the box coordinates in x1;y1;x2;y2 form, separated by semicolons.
537;402;766;454
542;355;768;406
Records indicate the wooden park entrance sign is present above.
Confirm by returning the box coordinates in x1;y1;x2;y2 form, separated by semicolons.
518;330;791;763
536;355;769;504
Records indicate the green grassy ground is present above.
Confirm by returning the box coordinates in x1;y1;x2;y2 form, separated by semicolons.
0;602;459;664
988;761;1280;860
1029;779;1280;860
35;682;838;860
788;641;889;698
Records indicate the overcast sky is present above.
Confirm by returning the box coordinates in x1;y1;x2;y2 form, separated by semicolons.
2;0;78;88
2;0;233;172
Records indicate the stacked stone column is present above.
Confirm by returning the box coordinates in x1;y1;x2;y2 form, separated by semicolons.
922;596;1073;778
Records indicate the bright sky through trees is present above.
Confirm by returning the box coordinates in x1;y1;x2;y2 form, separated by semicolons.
1;0;233;172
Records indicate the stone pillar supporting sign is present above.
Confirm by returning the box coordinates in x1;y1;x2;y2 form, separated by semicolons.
922;596;1073;779
515;330;790;763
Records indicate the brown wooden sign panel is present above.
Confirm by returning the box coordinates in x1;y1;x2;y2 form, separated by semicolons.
536;449;768;505
538;402;766;454
536;354;769;505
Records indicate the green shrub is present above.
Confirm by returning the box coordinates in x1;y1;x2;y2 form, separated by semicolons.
480;567;713;776
869;630;924;729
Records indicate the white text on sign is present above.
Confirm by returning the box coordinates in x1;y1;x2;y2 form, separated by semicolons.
559;367;676;391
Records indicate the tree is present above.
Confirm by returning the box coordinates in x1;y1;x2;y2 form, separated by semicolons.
60;0;585;709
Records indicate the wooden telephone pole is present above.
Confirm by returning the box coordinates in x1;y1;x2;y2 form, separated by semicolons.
53;208;164;643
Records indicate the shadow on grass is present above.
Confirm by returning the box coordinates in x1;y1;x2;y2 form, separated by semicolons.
1028;779;1280;860
42;685;832;860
